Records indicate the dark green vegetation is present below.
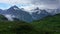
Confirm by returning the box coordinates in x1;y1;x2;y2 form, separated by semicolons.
0;15;8;21
0;14;60;34
32;14;60;34
0;21;38;34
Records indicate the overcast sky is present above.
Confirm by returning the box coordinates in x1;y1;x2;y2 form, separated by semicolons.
0;0;59;10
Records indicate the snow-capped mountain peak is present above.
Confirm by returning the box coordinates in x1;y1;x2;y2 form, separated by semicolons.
31;7;41;14
0;6;60;22
8;5;20;10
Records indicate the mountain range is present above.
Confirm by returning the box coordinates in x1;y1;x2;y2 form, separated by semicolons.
0;5;60;22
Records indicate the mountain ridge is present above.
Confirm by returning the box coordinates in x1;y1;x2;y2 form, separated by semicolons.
0;6;60;22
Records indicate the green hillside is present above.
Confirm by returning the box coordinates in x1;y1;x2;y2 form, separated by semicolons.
0;15;38;34
0;21;38;34
0;14;60;34
0;15;8;21
32;14;60;34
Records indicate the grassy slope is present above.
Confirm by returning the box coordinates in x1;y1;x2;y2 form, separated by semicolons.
0;21;37;34
0;15;8;21
0;14;60;34
32;14;60;34
0;14;40;34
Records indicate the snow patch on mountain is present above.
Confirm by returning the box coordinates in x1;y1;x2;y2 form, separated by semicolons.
13;7;19;10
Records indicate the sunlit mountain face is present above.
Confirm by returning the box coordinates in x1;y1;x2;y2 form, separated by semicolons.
0;0;59;22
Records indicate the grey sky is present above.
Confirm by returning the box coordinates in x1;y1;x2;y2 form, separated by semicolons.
31;0;59;9
0;0;59;9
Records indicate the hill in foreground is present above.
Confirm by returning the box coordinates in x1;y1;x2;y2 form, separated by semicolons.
0;14;60;34
32;14;60;34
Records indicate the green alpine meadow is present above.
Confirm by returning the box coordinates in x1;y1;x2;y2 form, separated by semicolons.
0;14;60;34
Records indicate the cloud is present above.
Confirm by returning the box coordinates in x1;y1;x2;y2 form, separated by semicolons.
31;0;59;9
0;0;33;9
0;0;59;9
4;15;14;21
32;0;59;4
0;0;31;5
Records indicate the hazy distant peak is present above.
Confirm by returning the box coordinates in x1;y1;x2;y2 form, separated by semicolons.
35;7;40;10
